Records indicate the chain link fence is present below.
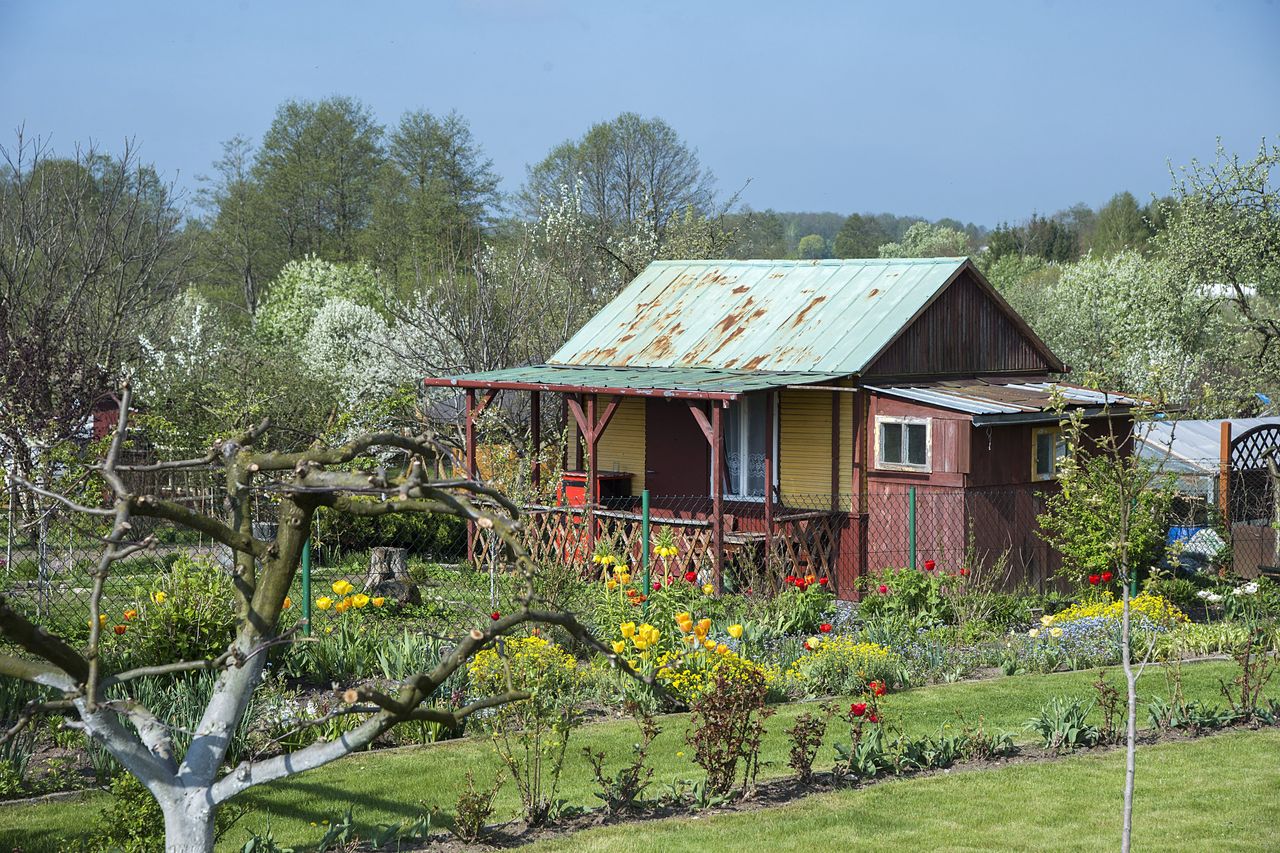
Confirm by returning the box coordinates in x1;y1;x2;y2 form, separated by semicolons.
1;469;1235;638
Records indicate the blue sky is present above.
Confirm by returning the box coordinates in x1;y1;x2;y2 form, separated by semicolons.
2;0;1277;225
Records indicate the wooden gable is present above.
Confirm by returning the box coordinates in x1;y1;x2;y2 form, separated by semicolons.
863;266;1062;379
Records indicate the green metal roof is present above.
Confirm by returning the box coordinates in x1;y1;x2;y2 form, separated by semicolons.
424;364;847;398
549;257;970;374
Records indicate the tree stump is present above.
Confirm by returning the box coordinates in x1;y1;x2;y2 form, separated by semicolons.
364;547;421;606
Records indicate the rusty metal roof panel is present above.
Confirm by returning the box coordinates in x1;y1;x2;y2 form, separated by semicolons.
550;258;968;373
868;380;1142;417
426;364;848;396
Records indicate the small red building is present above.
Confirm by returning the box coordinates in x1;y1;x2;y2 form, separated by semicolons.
426;258;1137;597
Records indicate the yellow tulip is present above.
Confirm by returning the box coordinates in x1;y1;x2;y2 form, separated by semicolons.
315;596;334;610
612;641;626;655
335;600;351;614
703;639;716;650
715;643;729;655
727;624;744;639
151;591;167;605
352;594;370;609
606;579;618;590
331;579;354;597
620;622;636;638
1028;628;1040;638
1040;615;1054;627
702;583;715;595
618;572;631;585
695;618;712;638
372;597;386;607
632;637;649;651
1050;627;1063;638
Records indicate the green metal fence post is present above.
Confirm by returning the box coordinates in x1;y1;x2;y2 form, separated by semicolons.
641;489;651;616
301;537;312;637
908;486;917;571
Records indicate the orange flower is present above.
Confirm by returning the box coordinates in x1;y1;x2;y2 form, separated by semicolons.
282;597;293;611
123;609;138;621
113;625;127;635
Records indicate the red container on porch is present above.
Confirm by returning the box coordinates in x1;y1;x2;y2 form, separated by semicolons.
558;470;633;507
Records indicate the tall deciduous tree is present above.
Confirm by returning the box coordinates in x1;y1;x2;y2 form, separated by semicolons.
1157;138;1280;378
254;96;384;262
194;135;280;314
877;220;970;258
0;131;187;471
521;113;715;237
832;213;891;258
1091;191;1152;256
367;109;501;280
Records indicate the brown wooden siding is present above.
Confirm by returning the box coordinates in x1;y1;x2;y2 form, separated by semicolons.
863;269;1056;378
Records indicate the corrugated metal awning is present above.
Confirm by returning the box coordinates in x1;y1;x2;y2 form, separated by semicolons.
424;364;850;399
867;380;1144;424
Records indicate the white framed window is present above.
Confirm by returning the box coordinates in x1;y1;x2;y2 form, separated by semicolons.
875;416;931;472
722;394;775;499
1032;426;1068;481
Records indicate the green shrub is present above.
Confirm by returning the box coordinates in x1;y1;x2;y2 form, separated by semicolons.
859;567;950;625
1143;574;1201;611
123;554;237;668
754;582;835;636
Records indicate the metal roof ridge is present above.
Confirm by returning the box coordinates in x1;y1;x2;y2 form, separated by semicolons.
643;257;968;267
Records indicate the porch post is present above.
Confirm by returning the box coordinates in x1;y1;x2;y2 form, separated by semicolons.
1219;421;1231;525
530;390;541;494
465;388;477;565
830;390;841;512
586;393;598;558
764;390;775;572
711;401;724;593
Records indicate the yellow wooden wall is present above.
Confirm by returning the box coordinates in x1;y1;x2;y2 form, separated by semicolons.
779;387;850;505
595;396;646;494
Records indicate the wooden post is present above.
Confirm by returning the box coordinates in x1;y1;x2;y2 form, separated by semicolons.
712;401;724;593
830;390;841;511
465;388;477;564
586;393;597;556
530;390;541;494
764;390;775;573
1219;421;1232;526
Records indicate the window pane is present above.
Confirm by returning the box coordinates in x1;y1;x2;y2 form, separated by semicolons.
746;394;767;497
907;424;927;466
882;423;902;464
725;401;742;493
1035;432;1053;477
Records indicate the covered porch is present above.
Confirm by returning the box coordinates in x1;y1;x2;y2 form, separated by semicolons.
423;364;859;594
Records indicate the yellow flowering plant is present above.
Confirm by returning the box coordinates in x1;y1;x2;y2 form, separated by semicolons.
1050;593;1188;628
786;636;900;698
467;636;584;826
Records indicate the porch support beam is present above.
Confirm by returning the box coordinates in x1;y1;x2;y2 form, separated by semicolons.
830;390;841;513
530;390;541;492
711;402;724;593
764;390;775;570
586;394;597;558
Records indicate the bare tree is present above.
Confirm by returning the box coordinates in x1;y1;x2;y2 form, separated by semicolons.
0;385;647;852
0;129;187;473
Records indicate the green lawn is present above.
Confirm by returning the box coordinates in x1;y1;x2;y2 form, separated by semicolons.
0;659;1264;851
528;729;1280;853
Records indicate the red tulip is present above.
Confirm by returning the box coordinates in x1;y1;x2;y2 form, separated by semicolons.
878;584;889;595
850;702;867;717
924;559;936;571
684;570;698;583
959;567;970;577
803;641;812;651
785;575;796;584
870;680;886;696
868;712;879;723
1088;574;1101;586
819;623;832;633
490;611;501;621
653;581;662;591
818;577;829;586
1101;571;1113;583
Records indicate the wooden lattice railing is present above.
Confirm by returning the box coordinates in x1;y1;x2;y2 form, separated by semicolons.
476;504;845;590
